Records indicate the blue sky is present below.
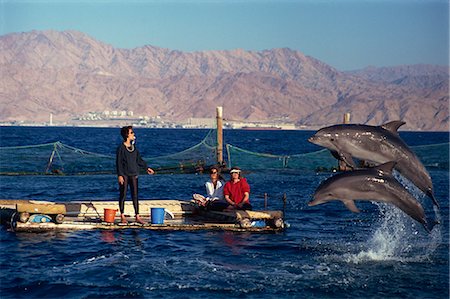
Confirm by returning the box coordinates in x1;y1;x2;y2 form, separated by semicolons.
1;0;448;70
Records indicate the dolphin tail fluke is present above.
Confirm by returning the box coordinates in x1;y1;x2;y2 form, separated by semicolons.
426;220;441;233
343;200;360;213
428;191;440;208
412;212;430;233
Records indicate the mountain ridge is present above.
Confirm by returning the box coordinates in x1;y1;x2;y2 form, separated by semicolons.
1;30;448;130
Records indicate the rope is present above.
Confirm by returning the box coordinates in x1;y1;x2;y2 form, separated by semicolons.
0;141;59;150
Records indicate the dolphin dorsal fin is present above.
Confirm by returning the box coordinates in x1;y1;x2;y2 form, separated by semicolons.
381;121;406;134
374;161;396;174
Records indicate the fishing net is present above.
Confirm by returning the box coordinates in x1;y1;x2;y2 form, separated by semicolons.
0;129;218;175
146;129;218;173
412;142;449;170
0;142;114;175
0;129;447;175
226;142;449;172
226;144;337;171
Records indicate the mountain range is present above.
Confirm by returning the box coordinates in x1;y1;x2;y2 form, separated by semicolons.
1;30;448;130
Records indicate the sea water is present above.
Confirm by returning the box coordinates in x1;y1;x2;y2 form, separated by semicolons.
0;126;448;298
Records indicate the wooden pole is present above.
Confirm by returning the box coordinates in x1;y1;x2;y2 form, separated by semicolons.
343;112;351;124
264;193;268;210
216;106;223;165
339;112;351;171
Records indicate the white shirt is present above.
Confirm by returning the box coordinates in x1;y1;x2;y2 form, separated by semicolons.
205;180;225;201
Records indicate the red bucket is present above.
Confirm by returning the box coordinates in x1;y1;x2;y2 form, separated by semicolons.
104;208;117;223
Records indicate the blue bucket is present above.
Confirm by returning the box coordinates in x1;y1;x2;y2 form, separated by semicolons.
150;208;165;224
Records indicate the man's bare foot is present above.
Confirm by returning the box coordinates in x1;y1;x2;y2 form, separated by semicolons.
135;215;145;224
120;214;128;224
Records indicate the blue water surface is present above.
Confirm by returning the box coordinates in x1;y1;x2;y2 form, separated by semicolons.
0;126;448;298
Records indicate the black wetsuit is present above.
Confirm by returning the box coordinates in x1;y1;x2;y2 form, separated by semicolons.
116;144;148;214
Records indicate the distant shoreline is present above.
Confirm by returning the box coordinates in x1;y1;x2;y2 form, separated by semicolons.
0;123;447;132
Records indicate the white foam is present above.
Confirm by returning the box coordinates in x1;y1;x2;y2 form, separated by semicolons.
343;200;442;264
337;169;444;264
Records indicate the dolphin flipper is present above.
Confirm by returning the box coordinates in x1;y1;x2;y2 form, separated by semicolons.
339;151;357;169
329;150;340;160
329;150;357;169
343;200;360;213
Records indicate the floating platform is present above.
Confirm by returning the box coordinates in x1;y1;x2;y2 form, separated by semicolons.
0;199;285;232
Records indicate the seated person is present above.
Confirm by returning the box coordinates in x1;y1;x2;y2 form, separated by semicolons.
223;167;252;210
193;166;228;211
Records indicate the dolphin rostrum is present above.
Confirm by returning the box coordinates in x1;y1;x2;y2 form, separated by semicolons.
308;161;429;231
308;121;438;207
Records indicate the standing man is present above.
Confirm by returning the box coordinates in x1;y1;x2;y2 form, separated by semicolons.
223;167;252;210
116;126;154;224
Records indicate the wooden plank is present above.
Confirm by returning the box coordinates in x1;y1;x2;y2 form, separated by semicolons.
13;220;282;232
64;200;196;218
16;202;66;214
203;210;283;221
234;210;283;220
0;199;197;217
0;199;32;209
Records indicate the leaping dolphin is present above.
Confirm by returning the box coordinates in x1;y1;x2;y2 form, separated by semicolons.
308;121;438;207
308;161;429;231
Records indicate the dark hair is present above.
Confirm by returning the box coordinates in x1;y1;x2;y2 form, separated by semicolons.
209;166;219;174
120;126;133;141
209;165;224;181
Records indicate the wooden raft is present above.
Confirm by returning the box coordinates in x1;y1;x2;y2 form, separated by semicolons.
0;199;285;232
9;218;282;232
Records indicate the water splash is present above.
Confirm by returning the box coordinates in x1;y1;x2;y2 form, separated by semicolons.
345;198;442;264
346;170;444;263
425;204;443;256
